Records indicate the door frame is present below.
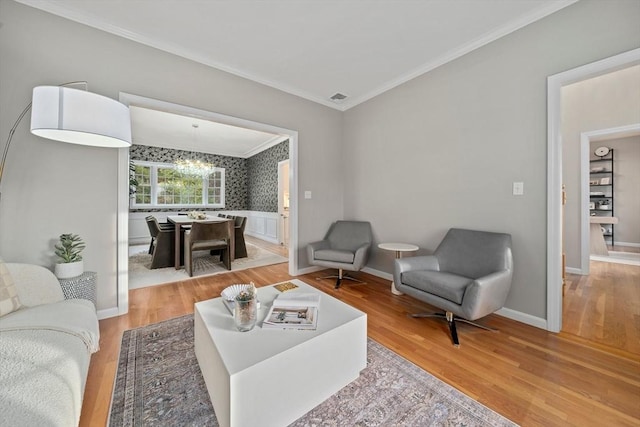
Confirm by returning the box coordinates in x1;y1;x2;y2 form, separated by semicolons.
116;93;299;316
578;124;640;275
277;159;290;247
546;48;640;332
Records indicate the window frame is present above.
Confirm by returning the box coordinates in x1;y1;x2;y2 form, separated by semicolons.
131;160;225;209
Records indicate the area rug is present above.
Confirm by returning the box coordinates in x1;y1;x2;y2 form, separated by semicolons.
128;243;288;289
109;315;518;426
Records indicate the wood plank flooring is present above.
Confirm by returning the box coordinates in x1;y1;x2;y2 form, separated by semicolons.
80;262;640;427
564;260;640;354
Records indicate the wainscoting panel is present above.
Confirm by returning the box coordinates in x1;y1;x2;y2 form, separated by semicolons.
129;211;280;245
245;211;280;244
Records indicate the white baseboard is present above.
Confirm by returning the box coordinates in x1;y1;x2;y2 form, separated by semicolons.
615;241;640;248
495;307;547;330
294;265;324;275
565;267;583;275
245;231;279;245
363;267;549;331
97;306;120;320
362;266;392;281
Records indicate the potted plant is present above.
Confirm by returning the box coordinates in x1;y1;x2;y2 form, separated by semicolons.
54;233;86;279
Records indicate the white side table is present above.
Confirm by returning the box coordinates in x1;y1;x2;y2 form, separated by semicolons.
378;243;419;295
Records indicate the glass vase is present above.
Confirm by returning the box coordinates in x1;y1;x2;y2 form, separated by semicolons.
234;295;257;332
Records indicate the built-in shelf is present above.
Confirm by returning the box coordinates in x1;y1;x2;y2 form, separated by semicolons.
589;149;614;244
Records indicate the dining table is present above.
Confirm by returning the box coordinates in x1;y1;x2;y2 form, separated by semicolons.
167;215;235;270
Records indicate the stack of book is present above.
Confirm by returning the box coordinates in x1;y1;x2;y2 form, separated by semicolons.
263;292;320;330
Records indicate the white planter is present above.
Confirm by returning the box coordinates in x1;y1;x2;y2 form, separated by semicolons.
55;260;84;279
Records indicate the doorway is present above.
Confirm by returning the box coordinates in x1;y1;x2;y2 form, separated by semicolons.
579;126;640;272
546;47;640;333
115;93;299;315
278;159;290;249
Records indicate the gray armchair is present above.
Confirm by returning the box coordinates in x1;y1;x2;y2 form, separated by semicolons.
393;228;513;347
307;220;372;289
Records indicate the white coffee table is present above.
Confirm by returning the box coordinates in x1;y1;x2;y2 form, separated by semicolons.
378;242;419;295
194;279;367;427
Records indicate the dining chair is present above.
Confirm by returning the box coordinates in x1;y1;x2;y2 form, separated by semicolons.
184;221;232;276
145;216;175;269
234;216;248;258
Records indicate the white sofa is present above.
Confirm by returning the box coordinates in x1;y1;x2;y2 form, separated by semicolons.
0;263;100;427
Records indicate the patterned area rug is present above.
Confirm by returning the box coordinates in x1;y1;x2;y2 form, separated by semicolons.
128;243;288;289
109;315;518;426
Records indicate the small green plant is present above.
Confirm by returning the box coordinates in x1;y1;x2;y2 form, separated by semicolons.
54;233;86;263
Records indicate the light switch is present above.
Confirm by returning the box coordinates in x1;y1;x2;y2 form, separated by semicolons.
304;191;312;199
513;182;524;196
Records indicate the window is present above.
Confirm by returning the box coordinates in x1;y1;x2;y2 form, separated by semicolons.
132;161;225;208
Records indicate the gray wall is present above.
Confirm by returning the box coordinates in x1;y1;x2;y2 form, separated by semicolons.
0;0;343;310
590;136;640;246
247;140;289;212
342;0;640;319
1;0;639;320
562;65;640;267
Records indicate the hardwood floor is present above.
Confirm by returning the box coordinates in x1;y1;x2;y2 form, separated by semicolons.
80;264;640;427
564;260;640;354
245;234;289;257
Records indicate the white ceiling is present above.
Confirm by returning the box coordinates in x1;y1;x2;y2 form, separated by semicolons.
17;0;577;111
129;106;285;158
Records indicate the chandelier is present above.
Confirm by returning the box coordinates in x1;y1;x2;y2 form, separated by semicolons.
174;123;215;177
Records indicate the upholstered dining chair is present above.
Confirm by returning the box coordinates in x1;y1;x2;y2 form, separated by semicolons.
307;220;373;289
393;228;513;347
145;216;175;269
184;221;232;277
233;216;248;258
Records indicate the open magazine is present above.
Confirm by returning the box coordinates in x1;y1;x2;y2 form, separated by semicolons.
263;292;321;330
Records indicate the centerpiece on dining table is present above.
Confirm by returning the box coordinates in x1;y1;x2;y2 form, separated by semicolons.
187;210;207;220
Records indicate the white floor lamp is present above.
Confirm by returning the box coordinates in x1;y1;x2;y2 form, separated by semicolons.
0;82;132;201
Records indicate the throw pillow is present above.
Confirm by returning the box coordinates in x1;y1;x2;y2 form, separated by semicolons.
0;259;22;316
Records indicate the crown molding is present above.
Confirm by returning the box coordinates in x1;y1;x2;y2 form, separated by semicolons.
342;0;579;110
16;0;578;112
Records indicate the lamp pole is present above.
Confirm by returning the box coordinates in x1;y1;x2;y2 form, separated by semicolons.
1;80;132;204
0;82;100;203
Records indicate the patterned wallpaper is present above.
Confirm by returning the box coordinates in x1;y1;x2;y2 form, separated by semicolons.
130;141;289;213
247;140;289;212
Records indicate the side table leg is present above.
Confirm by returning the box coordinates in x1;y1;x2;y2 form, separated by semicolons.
391;250;404;295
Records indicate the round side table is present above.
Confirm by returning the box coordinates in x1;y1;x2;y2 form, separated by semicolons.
57;271;97;309
378;243;419;295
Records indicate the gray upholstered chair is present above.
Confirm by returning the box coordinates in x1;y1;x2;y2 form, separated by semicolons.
233;216;248;258
307;220;372;289
145;216;175;269
393;228;513;347
184;221;231;277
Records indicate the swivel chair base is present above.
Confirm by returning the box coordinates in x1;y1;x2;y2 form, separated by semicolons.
317;268;365;289
410;311;497;347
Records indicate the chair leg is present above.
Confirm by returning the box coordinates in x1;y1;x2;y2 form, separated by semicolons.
186;254;193;277
222;247;231;270
456;318;498;332
317;268;365;289
446;311;460;347
410;311;496;347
